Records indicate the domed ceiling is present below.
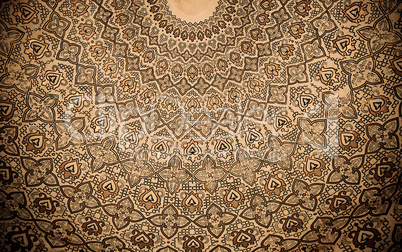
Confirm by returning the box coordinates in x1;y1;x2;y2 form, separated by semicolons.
0;0;401;251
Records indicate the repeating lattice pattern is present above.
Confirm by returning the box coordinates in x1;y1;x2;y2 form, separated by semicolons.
0;0;401;251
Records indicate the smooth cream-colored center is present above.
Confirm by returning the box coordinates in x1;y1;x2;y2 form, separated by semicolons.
167;0;219;23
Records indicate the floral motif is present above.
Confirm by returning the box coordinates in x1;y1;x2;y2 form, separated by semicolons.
43;12;70;38
256;235;299;251
86;237;129;252
302;217;349;244
41;220;83;248
0;126;19;156
86;137;119;172
120;149;154;187
33;193;60;215
0;190;32;220
103;197;145;230
0;20;24;56
268;85;287;104
327;155;364;185
75;64;96;85
357;17;402;54
287;63;308;84
284;179;325;211
240;194;280;228
54;118;85;150
353;183;398;217
194;155;227;194
340;56;383;90
322;91;357;119
158;155;190;194
4;226;38;251
264;137;296;170
194;204;236;238
349;223;381;249
230;149;262;186
60;182;100;213
365;118;399;154
1;0;401;250
82;217;105;236
1;60;39;93
297;118;327;148
21;157;58;187
148;204;190;238
56;41;81;64
23;93;58;122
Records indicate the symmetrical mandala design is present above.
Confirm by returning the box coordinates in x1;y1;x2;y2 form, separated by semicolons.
0;0;401;251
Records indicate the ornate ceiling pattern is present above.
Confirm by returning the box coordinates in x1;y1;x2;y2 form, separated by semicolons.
0;0;401;251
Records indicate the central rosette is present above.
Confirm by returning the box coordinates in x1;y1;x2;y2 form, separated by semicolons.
167;0;219;23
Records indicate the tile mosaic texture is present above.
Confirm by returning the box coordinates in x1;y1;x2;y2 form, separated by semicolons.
0;0;401;251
